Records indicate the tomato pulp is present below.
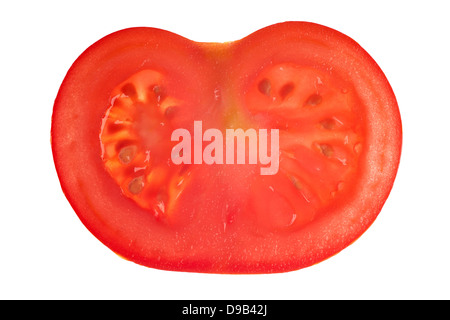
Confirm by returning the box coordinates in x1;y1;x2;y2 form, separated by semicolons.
51;22;402;273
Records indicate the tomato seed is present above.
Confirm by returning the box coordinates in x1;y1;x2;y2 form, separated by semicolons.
152;85;164;102
164;106;178;119
258;78;271;96
289;175;301;190
152;85;162;95
319;144;334;157
128;176;144;194
320;118;335;130
305;94;322;106
279;82;295;100
121;83;137;99
118;145;138;164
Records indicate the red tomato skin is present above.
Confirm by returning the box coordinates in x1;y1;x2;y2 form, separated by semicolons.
52;22;402;274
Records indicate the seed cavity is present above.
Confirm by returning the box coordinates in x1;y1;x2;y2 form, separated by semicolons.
128;176;144;195
279;82;295;100
152;85;162;95
118;145;137;164
258;78;271;96
305;93;322;106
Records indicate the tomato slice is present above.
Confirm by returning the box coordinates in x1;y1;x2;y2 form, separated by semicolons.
52;22;402;273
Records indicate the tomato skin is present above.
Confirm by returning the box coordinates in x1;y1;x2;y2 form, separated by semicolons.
52;22;402;274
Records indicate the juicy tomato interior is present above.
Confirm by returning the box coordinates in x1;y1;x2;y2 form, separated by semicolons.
240;63;365;232
52;22;402;273
99;69;197;221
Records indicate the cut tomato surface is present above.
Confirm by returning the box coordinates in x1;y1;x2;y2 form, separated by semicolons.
52;22;402;273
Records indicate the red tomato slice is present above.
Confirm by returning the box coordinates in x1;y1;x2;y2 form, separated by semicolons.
51;22;402;273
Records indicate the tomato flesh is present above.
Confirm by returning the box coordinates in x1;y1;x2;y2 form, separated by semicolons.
52;22;402;273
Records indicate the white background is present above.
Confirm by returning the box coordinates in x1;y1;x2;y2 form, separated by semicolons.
1;0;449;300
